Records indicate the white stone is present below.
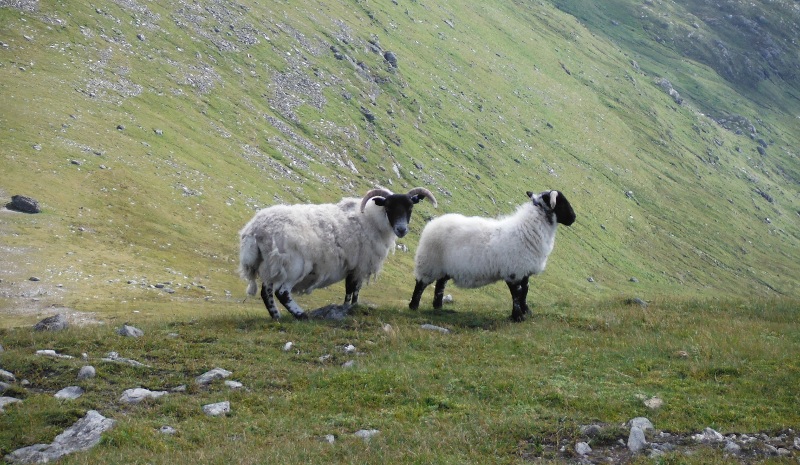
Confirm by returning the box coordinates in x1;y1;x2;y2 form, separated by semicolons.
420;324;450;333
4;410;114;463
119;388;168;404
0;369;15;382
55;386;84;400
0;396;22;413
575;441;592;456
627;426;647;453
354;429;380;441
159;426;176;435
195;368;232;385
202;401;230;416
77;366;96;380
282;342;294;351
628;417;654;431
224;380;243;389
36;349;74;359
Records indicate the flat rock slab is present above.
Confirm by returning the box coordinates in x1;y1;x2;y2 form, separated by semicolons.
309;304;352;320
4;410;114;464
33;314;68;331
119;388;168;404
202;401;230;416
195;368;232;386
0;396;22;413
54;386;84;400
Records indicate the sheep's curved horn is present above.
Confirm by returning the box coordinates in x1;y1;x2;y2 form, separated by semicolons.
407;187;438;208
360;188;394;212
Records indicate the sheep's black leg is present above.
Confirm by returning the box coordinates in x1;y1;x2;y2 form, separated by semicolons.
260;283;280;319
519;275;530;315
409;280;429;310
344;273;361;305
432;277;450;309
275;286;308;320
506;279;526;322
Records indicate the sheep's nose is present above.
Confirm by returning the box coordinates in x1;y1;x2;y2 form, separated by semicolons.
395;226;408;238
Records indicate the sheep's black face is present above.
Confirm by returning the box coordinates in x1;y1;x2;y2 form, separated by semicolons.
373;194;418;238
529;190;576;226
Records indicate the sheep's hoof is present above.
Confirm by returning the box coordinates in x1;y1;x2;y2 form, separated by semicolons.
293;312;309;320
408;301;419;310
510;312;526;323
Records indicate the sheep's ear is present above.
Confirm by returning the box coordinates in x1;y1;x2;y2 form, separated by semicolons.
373;197;387;207
526;191;534;199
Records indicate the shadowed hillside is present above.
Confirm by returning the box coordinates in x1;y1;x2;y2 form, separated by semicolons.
1;0;798;323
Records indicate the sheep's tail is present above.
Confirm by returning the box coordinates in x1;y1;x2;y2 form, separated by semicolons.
239;234;261;296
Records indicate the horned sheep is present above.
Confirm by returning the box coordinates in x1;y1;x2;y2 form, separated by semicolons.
239;187;437;319
408;190;575;321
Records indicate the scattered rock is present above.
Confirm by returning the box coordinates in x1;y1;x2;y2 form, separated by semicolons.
282;342;294;352
6;195;41;213
643;397;663;409
116;324;144;337
354;429;380;441
36;350;74;359
1;369;17;383
724;440;742;454
4;410;115;464
33;314;68;332
0;396;22;413
159;426;176;435
101;352;149;367
342;360;356;369
77;366;96;380
195;368;232;386
627;426;647;453
54;386;84;400
628;417;654;431
693;427;725;443
224;380;243;390
309;304;351;320
442;294;453;304
625;297;648;307
384;51;398;67
420;324;450;334
575;441;592;456
322;434;336;444
119;388;168;404
202;401;230;416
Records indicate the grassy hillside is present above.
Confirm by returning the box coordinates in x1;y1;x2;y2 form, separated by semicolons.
1;0;798;324
2;1;799;463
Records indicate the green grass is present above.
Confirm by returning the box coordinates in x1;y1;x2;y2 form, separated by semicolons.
1;297;799;463
1;0;799;462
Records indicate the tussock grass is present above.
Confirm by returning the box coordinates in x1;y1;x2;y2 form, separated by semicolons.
1;297;798;463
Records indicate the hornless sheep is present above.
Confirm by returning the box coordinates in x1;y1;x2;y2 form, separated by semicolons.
239;187;437;319
408;190;575;321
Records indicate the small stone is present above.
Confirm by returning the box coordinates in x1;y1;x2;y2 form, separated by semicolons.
54;386;84;400
195;368;232;385
0;370;14;383
202;401;230;416
29;276;41;282
628;417;654;431
159;426;176;435
117;324;144;337
119;388;168;404
342;360;356;369
629;277;639;283
77;366;96;380
36;349;74;359
420;324;450;334
442;294;453;304
575;441;592;456
224;380;243;389
343;344;356;353
627;426;647;453
0;396;22;413
354;429;380;441
282;342;294;352
34;314;68;331
322;434;336;444
643;397;663;409
154;128;163;136
724;441;741;454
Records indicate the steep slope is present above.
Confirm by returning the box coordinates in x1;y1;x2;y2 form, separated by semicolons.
0;0;798;322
